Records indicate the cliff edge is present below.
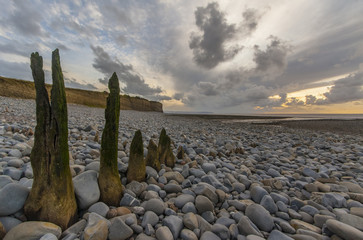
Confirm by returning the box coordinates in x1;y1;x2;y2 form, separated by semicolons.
0;76;163;112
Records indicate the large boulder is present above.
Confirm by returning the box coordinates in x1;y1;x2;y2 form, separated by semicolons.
0;183;29;216
4;221;61;240
73;170;100;209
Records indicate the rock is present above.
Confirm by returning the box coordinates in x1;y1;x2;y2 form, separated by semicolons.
201;211;214;224
73;170;100;209
351;207;363;218
195;195;214;214
216;217;235;228
7;159;23;168
146;166;158;179
245;204;274;232
202;163;217;174
8;149;22;158
321;193;347;208
250;186;268;204
144;198;165;215
116;207;132;216
136;233;156;240
163;171;184;184
3;221;61;240
0;183;29;216
211;224;230;240
0;217;22;232
156;226;174;240
183;213;199;230
3;167;22;180
120;193;140;207
260;195;278;214
88;202;109;218
201;175;228;192
126;181;146;197
85;161;100;172
313;214;334;228
61;219;87;238
180;228;198;240
109;217;134;240
339;182;363;194
300;205;319;217
290;219;321;234
0;175;13;189
200;231;221;240
39;233;58;240
164;183;182;193
175;194;195;208
163;215;183;239
338;213;363;231
302;167;319;179
267;230;294;240
237;216;263;237
193;183;218;204
326;219;363;240
83;218;108;240
141;211;159;227
182;202;197;214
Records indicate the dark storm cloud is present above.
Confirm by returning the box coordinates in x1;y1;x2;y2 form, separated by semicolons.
277;20;363;90
172;93;184;101
314;72;363;105
253;36;290;74
198;82;219;96
305;95;317;105
241;8;262;34
64;77;97;91
189;2;242;69
7;0;47;37
91;45;163;96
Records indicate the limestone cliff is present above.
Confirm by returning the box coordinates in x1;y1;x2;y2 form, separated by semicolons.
0;76;163;112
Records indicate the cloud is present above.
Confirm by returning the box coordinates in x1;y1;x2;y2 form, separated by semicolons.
173;92;184;100
64;77;97;90
7;0;47;37
0;59;31;80
189;2;242;69
198;82;219;96
319;72;363;104
241;8;263;35
91;45;163;97
253;36;290;75
305;95;317;105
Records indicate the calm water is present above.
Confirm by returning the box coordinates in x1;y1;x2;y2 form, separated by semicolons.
224;114;363;123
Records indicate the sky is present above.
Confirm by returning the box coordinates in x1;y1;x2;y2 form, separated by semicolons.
0;0;363;114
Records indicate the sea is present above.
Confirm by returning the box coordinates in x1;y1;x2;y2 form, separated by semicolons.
226;114;363;123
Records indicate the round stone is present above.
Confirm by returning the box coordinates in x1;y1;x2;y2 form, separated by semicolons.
245;204;274;232
0;183;29;216
144;198;165;215
250;186;269;204
195;195;214;214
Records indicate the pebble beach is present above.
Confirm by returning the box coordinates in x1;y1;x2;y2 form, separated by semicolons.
1;96;363;240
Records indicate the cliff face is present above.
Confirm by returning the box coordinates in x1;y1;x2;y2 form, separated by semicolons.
0;76;163;112
120;96;163;112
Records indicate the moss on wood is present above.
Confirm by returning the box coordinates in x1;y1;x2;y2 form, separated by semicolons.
24;49;77;230
98;72;123;206
127;130;146;182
